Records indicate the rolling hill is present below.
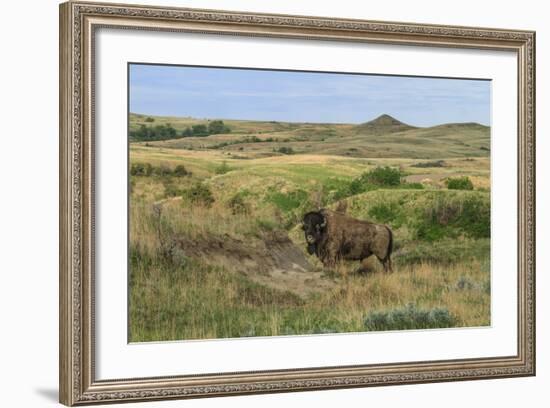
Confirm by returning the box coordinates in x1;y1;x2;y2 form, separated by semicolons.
129;113;490;159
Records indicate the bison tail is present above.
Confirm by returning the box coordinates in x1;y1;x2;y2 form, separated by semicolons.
384;226;393;261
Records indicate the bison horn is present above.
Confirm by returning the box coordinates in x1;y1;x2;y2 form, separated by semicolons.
320;217;327;228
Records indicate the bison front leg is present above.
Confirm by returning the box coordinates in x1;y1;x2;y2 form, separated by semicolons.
322;255;338;269
321;248;339;270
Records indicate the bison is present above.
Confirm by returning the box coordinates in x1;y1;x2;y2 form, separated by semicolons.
301;209;393;273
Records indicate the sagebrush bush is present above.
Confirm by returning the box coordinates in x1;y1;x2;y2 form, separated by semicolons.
446;176;474;190
456;276;475;291
364;303;455;331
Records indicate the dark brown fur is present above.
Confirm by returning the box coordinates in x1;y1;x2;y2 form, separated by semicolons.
302;209;393;273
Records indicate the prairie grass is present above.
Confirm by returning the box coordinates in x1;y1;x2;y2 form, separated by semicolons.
128;121;491;342
129;248;490;341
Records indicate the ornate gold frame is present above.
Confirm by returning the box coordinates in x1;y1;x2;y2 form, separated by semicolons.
59;1;536;405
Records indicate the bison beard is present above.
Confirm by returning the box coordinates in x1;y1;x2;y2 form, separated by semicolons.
302;209;393;273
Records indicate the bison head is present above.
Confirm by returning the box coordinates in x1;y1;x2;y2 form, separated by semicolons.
302;211;327;255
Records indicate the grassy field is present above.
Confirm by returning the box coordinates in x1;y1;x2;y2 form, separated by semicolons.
129;113;491;342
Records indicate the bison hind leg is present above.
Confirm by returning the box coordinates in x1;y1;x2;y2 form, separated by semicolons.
381;257;393;273
374;253;393;273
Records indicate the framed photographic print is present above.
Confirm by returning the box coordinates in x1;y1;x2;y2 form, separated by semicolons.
59;1;536;405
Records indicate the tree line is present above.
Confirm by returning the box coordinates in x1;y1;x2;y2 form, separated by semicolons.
130;120;231;141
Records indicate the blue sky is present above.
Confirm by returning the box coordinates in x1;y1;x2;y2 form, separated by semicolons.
129;64;491;127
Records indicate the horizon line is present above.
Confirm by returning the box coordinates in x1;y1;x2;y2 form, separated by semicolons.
129;112;490;128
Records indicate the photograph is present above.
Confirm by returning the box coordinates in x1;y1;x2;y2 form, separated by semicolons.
128;64;492;342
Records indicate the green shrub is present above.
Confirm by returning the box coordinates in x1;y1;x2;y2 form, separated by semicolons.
144;116;155;123
348;178;376;196
323;178;353;202
277;146;294;155
130;163;144;176
207;120;231;134
153;164;173;176
183;183;215;207
130;124;177;141
337;167;402;199
415;221;452;241
446;176;474;190
173;164;190;177
414;194;490;241
363;166;402;186
191;124;208;136
130;162;153;176
364;303;455;331
228;193;249;214
368;202;403;227
163;182;181;198
455;196;491;238
214;161;231;175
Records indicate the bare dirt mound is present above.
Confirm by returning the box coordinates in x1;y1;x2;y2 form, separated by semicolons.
172;230;335;298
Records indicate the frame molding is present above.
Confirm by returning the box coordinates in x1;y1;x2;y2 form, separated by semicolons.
59;1;535;405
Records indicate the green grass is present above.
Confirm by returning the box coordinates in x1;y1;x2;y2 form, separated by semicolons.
395;239;490;265
268;189;309;212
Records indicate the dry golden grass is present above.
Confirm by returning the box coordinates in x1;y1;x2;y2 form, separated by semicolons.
130;244;490;341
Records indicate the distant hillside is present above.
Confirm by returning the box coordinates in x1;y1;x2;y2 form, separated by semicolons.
354;114;416;134
430;122;490;132
129;113;490;159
